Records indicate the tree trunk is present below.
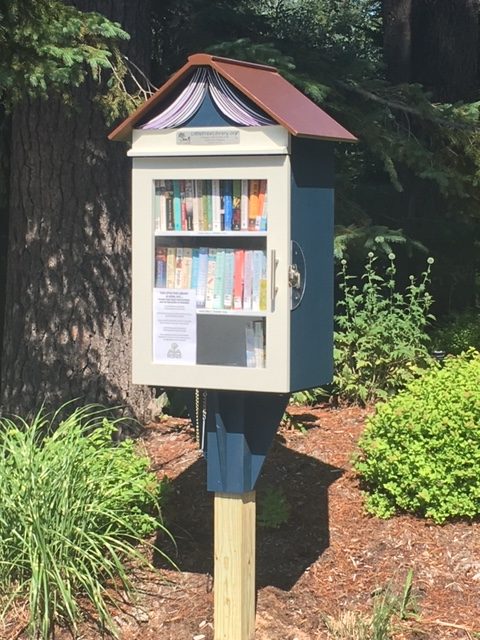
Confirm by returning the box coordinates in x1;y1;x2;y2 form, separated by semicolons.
412;0;479;102
1;0;155;419
0;109;10;376
382;0;413;83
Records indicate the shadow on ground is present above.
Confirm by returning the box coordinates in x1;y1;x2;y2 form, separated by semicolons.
154;433;343;590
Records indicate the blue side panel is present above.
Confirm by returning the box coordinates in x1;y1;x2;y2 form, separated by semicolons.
290;138;334;391
183;91;236;128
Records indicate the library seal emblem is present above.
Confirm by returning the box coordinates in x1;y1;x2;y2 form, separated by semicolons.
167;343;182;359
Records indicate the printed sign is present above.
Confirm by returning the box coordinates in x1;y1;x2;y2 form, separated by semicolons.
176;130;240;146
153;288;196;364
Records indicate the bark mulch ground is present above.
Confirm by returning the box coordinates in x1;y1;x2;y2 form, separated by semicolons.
7;404;480;639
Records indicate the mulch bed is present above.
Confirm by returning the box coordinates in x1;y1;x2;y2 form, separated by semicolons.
6;404;480;639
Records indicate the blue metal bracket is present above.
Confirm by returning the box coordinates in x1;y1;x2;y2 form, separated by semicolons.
204;391;289;494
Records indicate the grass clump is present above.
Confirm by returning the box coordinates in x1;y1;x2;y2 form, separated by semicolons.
355;350;480;523
0;404;170;638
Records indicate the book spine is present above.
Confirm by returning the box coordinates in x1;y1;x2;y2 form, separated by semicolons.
180;180;187;230
223;248;235;309
174;248;183;288
253;320;265;368
173;180;182;231
233;249;245;310
241;180;249;231
232;180;241;231
260;191;268;231
257;179;267;231
191;248;200;290
245;321;256;368
243;250;253;311
212;179;221;232
248;180;260;231
192;181;200;231
213;249;225;310
205;248;217;309
166;247;176;288
155;246;167;287
153;181;161;233
259;250;267;311
185;179;194;231
223;180;233;231
181;248;193;289
205;181;213;231
197;180;205;231
251;250;263;311
196;247;209;308
165;180;174;231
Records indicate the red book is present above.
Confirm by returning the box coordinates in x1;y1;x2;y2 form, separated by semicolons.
233;249;245;310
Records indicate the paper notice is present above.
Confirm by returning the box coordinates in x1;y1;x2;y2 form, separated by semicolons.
153;288;196;364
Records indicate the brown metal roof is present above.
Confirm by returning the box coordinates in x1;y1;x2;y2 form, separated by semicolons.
108;53;357;143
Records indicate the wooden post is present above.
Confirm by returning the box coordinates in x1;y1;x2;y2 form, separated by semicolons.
214;491;256;640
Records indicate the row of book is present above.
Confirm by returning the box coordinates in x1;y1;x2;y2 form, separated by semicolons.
155;246;268;312
153;179;268;233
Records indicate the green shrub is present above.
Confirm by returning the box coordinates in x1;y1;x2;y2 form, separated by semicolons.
334;251;434;405
0;404;170;638
257;486;290;528
430;309;480;355
355;350;480;523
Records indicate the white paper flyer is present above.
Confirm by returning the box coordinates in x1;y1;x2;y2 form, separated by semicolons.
153;288;196;364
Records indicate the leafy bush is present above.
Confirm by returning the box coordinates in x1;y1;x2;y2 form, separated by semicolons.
355;350;480;523
334;251;434;405
257;486;290;528
0;404;170;638
430;309;480;355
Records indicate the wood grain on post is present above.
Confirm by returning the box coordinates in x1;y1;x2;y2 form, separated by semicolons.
214;491;256;640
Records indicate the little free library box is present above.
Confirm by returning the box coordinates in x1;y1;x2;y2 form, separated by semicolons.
109;53;356;395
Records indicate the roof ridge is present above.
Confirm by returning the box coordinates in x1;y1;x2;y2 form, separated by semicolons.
188;53;278;73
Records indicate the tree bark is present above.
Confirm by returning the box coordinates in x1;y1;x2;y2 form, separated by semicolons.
1;0;155;419
412;0;479;102
382;0;413;83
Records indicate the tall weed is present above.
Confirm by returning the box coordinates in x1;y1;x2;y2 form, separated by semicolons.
334;251;434;404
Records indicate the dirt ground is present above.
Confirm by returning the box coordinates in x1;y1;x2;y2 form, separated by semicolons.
7;404;480;639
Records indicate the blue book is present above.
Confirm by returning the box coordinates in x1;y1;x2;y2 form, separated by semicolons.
173;180;182;231
213;249;225;310
191;248;200;289
223;249;235;309
196;247;209;308
223;180;233;231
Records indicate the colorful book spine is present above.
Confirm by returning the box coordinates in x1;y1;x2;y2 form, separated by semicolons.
241;180;249;230
251;250;264;311
232;180;241;231
243;250;253;311
181;248;193;289
259;251;267;311
233;249;245;310
155;246;167;287
180;180;187;230
174;247;183;288
205;181;213;231
166;247;176;288
213;249;225;310
245;321;256;368
191;248;200;290
192;182;200;231
257;180;267;231
248;180;260;231
223;249;235;309
173;180;182;231
165;180;174;231
153;181;162;233
212;179;221;232
205;248;217;309
223;180;233;231
197;180;205;231
196;247;209;307
185;179;194;231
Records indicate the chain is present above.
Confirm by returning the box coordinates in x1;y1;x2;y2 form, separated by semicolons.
201;390;207;451
194;388;200;445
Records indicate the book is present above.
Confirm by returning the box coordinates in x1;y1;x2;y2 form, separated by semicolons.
248;180;260;231
165;180;174;231
180;180;187;230
196;247;209;307
174;247;183;288
253;320;265;368
155;246;167;287
205;248;217;309
251;250;264;311
213;249;225;310
197;180;205;231
181;248;193;289
192;182;200;231
166;247;176;288
243;250;253;311
173;180;182;231
232;180;241;231
233;249;245;310
260;190;268;231
245;321;256;367
257;180;267;231
259;251;267;311
205;181;213;231
185;179;194;230
223;180;233;231
241;180;249;230
191;247;200;290
153;180;167;233
223;249;235;309
212;179;221;232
